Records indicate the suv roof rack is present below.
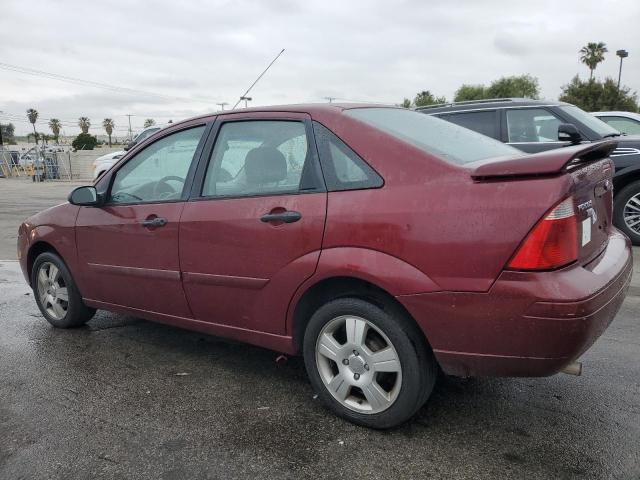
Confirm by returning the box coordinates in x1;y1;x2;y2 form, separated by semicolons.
417;98;520;110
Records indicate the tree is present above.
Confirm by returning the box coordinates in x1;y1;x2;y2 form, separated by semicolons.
103;118;115;147
144;118;156;128
72;133;98;150
413;91;446;107
559;75;638;112
580;42;608;80
78;117;91;134
48;119;62;143
454;84;487;102
26;108;39;145
0;123;16;145
486;74;539;99
400;98;412;109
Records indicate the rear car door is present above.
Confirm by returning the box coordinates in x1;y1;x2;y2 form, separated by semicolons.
179;113;327;334
75;123;208;317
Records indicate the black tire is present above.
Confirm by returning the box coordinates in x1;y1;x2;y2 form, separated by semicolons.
31;251;96;328
303;297;437;429
614;180;640;246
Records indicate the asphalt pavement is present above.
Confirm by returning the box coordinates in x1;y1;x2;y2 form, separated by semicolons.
1;178;639;479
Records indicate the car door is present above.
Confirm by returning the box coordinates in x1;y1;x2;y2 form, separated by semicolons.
504;107;571;153
179;113;327;335
75;123;209;317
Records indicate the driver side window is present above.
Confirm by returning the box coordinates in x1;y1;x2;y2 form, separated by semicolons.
110;126;205;204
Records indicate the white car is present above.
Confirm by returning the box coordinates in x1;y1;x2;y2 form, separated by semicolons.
591;111;640;135
92;150;125;180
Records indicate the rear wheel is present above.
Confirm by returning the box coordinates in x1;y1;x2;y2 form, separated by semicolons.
614;180;640;245
31;252;95;328
303;297;436;429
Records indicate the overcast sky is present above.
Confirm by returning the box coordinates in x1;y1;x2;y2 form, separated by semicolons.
1;0;638;136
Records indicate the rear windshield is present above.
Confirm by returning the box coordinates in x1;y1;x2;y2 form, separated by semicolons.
344;108;521;165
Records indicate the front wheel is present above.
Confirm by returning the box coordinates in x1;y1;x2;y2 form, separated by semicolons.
303;297;436;429
31;252;96;328
614;180;640;245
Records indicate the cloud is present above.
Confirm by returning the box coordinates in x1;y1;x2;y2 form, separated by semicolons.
1;0;639;135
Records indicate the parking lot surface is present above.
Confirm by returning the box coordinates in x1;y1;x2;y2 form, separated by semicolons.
1;178;639;479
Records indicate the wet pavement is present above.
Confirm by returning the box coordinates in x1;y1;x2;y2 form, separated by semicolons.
1;259;639;479
1;178;639;479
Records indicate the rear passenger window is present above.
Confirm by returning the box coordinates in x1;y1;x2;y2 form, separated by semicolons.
440;111;499;139
312;122;383;191
202;121;317;197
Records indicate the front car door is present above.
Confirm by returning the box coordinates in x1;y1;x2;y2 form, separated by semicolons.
76;123;209;317
179;113;327;335
503;107;570;153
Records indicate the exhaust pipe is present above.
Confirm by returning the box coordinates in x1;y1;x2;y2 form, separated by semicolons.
560;361;582;376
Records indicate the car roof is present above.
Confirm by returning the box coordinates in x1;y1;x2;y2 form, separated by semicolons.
169;103;400;127
415;98;572;114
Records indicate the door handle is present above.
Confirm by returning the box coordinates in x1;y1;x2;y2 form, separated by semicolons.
141;217;168;228
260;210;302;224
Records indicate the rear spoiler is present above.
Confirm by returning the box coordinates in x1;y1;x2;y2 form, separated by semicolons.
469;140;618;180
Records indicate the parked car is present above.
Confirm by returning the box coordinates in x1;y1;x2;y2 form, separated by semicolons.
417;99;640;244
18;105;632;428
592;111;640;135
124;126;162;151
92;150;124;180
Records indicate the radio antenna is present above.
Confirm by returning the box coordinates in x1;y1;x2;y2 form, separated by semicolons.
232;48;285;110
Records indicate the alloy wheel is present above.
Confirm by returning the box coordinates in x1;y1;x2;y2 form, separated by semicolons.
36;262;69;320
315;315;402;414
624;192;640;235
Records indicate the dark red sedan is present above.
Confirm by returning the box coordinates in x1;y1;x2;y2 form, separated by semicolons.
17;105;633;428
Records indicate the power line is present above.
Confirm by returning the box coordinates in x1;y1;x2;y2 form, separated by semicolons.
0;61;221;105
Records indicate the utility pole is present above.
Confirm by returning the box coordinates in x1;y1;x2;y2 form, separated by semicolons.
126;114;133;140
216;102;229;111
324;97;336;103
0;111;3;146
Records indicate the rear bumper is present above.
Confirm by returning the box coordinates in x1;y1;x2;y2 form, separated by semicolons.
399;231;633;377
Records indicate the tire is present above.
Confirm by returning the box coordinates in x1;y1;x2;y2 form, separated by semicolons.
613;180;640;246
303;297;437;429
31;251;96;328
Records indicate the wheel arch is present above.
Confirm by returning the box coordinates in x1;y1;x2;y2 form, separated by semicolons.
613;165;640;194
27;241;62;285
291;275;431;355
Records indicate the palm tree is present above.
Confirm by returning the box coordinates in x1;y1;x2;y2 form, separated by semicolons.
580;42;608;80
143;118;156;128
48;118;62;143
78;117;91;134
102;118;115;147
26;108;39;144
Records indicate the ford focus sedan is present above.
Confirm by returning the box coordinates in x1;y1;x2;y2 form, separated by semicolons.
17;105;633;429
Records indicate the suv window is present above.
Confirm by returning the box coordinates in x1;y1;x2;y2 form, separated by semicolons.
312;122;382;191
598;116;640;135
202;121;311;197
110;126;205;204
506;108;563;143
346;108;520;165
440;111;498;139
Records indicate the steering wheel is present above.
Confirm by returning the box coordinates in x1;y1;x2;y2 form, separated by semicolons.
152;176;185;199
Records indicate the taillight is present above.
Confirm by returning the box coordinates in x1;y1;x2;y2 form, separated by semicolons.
507;197;578;271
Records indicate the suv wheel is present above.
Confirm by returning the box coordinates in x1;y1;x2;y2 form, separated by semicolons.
614;180;640;245
303;297;436;429
31;252;96;328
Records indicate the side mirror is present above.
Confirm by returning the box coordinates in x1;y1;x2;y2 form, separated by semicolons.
558;123;582;145
68;186;102;206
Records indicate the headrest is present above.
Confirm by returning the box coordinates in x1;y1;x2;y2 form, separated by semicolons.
245;146;287;185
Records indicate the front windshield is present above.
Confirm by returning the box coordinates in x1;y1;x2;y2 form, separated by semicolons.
345;108;521;165
559;105;620;138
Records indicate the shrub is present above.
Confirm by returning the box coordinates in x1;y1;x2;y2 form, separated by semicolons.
72;133;98;150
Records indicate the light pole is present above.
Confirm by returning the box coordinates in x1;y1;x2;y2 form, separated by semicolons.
240;96;252;108
216;102;229;111
616;49;629;90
